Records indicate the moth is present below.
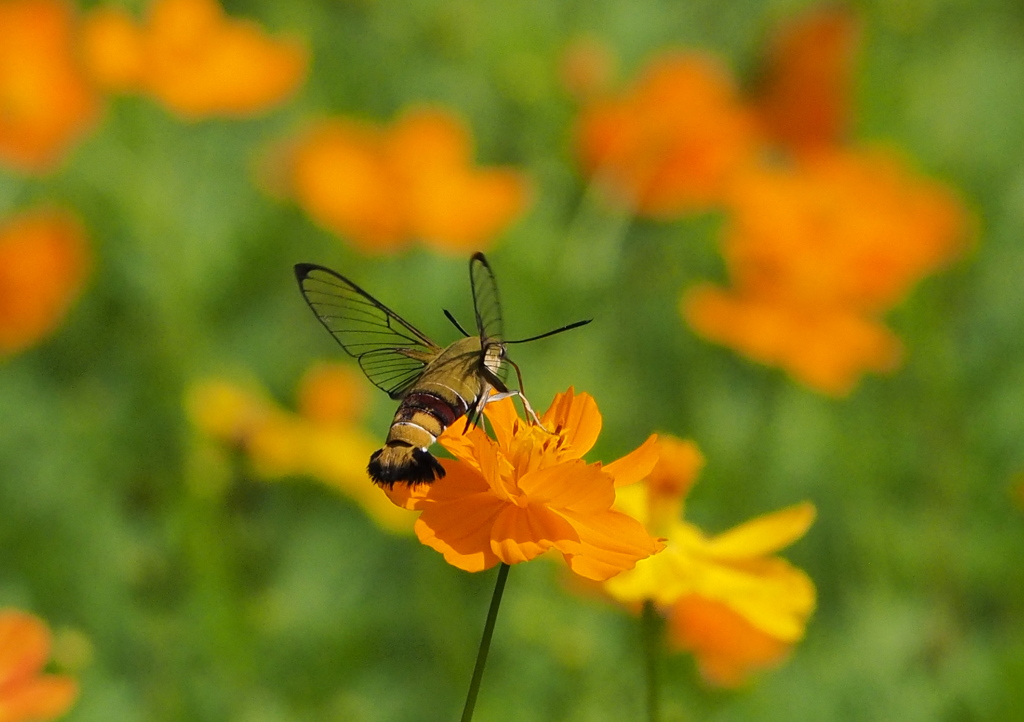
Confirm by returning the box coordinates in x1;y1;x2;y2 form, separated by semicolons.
294;253;589;486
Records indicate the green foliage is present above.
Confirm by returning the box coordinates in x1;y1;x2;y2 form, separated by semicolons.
2;1;1023;720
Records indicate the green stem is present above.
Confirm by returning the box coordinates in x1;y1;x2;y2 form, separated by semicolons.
642;600;663;722
461;563;511;722
559;170;634;291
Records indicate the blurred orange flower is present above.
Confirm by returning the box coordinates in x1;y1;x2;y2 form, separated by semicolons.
0;610;78;722
187;363;413;532
683;149;969;395
753;6;861;154
0;0;99;173
722;151;968;311
0;208;90;357
684;290;903;396
604;436;816;687
81;0;307;119
282;107;531;254
385;389;663;580
575;52;758;217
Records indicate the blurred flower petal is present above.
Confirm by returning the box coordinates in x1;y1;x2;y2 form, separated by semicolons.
754;6;862;153
0;208;90;356
186;366;413;533
0;0;99;173
667;595;791;687
603;435;815;687
576;52;758;216
0;610;78;722
82;0;308;119
280;107;530;254
684;286;905;396
704;502;817;559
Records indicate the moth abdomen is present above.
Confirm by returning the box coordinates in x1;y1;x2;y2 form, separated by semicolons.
368;445;446;487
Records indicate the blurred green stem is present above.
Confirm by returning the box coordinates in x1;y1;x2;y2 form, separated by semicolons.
559;171;634;290
461;563;510;722
642;599;663;722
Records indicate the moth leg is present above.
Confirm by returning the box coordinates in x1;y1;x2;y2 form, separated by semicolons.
462;390;491;433
486;389;544;427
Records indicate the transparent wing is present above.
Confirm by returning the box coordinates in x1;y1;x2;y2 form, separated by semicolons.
469;253;504;343
295;263;441;399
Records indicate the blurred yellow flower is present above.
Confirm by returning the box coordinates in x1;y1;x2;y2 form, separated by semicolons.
385;389;663;580
0;0;99;174
0;208;90;357
0;610;78;722
81;0;307;119
683;149;969;395
575;52;758;217
186;363;412;532
280;107;531;254
604;436;816;687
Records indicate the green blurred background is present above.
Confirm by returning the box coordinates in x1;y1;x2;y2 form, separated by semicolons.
3;0;1024;720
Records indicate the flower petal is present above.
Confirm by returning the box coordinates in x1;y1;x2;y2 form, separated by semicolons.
517;459;615;513
414;493;505;573
0;675;78;721
384;458;490;511
703;502;815;559
438;420;493;473
541;388;602;458
667;594;791;688
481;395;522;451
603;433;659;487
686;554;816;642
0;610;50;686
489;504;578;565
557;508;663;581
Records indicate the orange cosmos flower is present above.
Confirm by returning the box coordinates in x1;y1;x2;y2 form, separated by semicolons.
0;0;99;174
683;149;970;395
753;6;861;154
723;150;969;312
385;389;663;580
81;0;307;119
604;436;816;687
0;610;78;722
683;289;903;396
284;107;531;254
187;363;413;532
0;208;90;357
575;52;758;217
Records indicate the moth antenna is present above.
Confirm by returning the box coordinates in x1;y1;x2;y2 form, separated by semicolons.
505;319;592;345
444;309;471;337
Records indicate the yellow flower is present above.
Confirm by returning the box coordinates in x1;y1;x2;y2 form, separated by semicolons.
186;363;412;533
605;436;816;686
0;610;78;722
385;389;663;580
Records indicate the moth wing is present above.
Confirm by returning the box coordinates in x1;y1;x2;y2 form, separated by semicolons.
295;263;441;399
469;253;504;344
